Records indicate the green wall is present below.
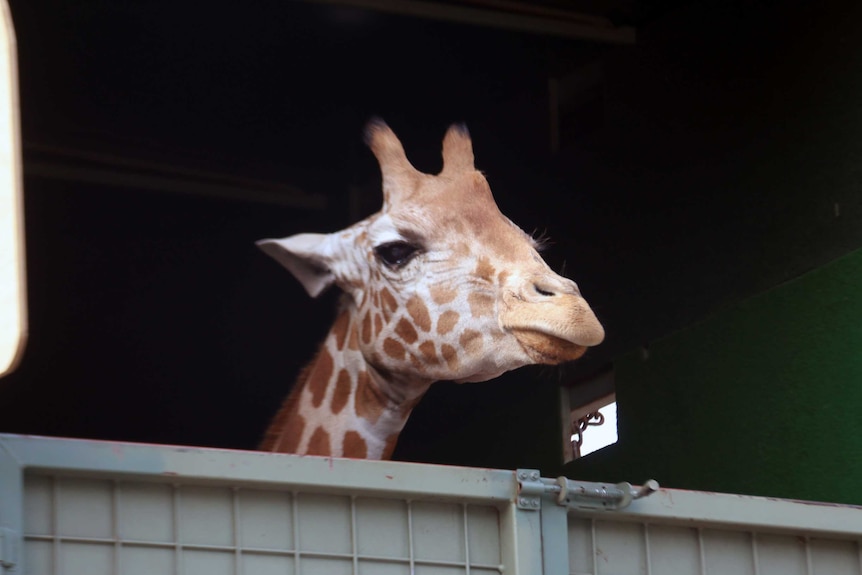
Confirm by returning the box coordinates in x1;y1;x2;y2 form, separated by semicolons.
565;248;862;505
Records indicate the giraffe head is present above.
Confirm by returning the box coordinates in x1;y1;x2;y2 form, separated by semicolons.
259;120;604;387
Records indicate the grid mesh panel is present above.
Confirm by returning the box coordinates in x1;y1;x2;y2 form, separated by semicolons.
568;516;862;575
23;473;503;575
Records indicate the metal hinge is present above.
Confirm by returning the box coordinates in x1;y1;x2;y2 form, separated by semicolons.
0;527;19;570
516;468;659;511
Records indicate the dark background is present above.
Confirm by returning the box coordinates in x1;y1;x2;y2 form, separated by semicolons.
3;0;861;471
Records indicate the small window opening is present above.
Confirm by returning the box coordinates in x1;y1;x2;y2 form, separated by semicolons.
562;369;617;462
571;397;617;458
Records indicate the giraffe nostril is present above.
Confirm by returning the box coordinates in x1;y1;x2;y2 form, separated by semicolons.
534;284;556;297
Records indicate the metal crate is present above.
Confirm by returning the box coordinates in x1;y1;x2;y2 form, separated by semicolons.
566;492;862;575
1;435;861;575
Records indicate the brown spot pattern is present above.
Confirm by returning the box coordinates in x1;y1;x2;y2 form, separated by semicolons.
474;257;496;283
332;311;350;350
418;340;438;363
361;314;372;344
331;369;352;414
267;413;305;453
356;370;385;424
380;288;398;321
309;349;334;408
436;310;460;335
430;285;457;305
306;427;331;456
406;295;432;332
459;329;483;356
468;292;495;318
395;318;419;344
374;314;384;337
383;337;406;360
441;344;459;370
497;270;510;286
343;431;368;458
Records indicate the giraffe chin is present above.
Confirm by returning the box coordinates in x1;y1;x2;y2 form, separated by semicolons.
511;329;587;364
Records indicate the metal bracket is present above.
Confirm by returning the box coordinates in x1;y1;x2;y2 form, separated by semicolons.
516;469;659;512
515;469;543;509
0;526;19;569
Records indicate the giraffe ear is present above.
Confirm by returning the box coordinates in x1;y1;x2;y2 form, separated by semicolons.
256;234;335;298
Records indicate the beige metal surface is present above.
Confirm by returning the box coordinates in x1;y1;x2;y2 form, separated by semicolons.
2;435;861;575
23;474;503;575
569;516;862;575
0;434;539;575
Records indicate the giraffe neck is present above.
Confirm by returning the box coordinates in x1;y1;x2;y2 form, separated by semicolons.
260;309;432;459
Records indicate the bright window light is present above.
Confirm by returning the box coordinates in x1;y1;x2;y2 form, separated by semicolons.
571;400;618;458
0;0;26;379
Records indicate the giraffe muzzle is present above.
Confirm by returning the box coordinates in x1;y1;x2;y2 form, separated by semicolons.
502;292;605;364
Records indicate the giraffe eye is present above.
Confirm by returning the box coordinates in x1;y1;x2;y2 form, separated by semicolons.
374;241;420;269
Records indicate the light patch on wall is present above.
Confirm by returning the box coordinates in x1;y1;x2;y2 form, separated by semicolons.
0;0;26;379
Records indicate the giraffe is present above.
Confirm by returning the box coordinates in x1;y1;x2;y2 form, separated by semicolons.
257;119;604;460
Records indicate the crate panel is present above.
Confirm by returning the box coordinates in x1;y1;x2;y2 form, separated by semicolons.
701;529;756;575
568;515;862;575
57;478;114;539
19;472;499;574
756;534;808;575
123;547;174;575
412;502;466;562
24;540;53;575
467;504;501;566
810;539;860;575
61;542;113;575
119;482;174;543
296;493;352;554
593;520;646;575
567;516;595;575
355;497;409;558
358;560;411;575
301;556;353;575
183;549;235;575
648;524;701;574
414;564;467;575
238;489;294;551
242;553;297;575
23;474;53;536
180;486;234;546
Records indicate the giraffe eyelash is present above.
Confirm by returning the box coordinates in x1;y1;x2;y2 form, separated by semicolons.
531;230;552;252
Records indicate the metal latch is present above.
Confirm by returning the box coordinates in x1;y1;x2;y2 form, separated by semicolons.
0;527;19;569
516;469;659;511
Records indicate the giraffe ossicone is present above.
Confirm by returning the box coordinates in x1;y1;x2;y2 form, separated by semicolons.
257;119;604;460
